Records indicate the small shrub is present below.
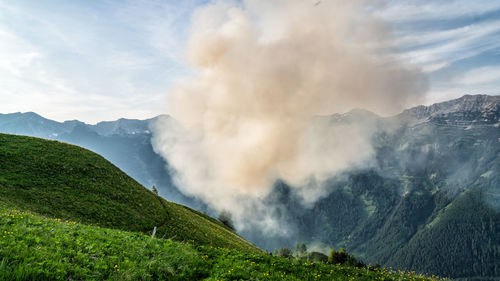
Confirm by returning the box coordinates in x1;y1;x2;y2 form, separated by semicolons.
218;210;235;231
328;248;365;268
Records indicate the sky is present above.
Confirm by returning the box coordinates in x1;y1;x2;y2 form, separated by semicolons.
0;0;499;124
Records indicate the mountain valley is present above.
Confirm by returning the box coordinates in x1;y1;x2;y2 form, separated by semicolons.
2;94;500;280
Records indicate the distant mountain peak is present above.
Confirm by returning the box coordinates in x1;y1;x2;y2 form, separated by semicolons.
445;94;499;111
401;94;500;123
344;108;379;118
11;111;44;119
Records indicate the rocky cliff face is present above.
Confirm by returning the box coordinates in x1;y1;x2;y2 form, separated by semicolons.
400;94;500;126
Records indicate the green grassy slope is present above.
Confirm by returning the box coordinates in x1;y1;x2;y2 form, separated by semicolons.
0;205;444;281
0;133;258;252
154;201;257;251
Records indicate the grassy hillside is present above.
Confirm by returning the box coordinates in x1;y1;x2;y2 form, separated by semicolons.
0;205;445;280
0;133;257;252
0;133;445;280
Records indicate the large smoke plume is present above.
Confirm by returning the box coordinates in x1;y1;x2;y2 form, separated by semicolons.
152;0;428;233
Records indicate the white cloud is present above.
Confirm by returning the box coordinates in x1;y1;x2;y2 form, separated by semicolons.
426;66;500;104
397;20;500;72
373;1;500;74
0;1;199;123
377;0;500;23
0;28;41;76
117;0;201;63
374;0;500;106
457;66;500;86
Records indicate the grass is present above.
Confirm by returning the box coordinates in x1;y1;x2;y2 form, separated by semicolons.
0;133;165;232
0;133;258;252
0;133;447;280
0;205;446;281
152;200;259;252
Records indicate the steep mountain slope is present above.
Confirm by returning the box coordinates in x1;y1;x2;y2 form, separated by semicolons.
251;95;500;280
372;95;500;279
0;133;259;253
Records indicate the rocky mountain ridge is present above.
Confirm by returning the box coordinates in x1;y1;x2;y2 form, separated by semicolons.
399;94;500;127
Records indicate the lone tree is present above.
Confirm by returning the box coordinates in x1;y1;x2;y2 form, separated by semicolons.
295;242;307;257
300;243;307;255
151;185;158;195
218;210;235;231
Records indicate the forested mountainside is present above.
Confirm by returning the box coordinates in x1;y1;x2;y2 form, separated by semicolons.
2;94;500;279
247;95;500;280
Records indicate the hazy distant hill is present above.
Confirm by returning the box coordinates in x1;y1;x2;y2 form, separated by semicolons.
2;94;500;280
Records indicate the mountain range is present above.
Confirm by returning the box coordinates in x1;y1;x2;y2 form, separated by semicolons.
1;94;499;280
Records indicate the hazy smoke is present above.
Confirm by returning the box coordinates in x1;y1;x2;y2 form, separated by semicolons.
152;0;427;233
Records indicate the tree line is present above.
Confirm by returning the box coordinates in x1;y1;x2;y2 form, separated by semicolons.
271;243;372;269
